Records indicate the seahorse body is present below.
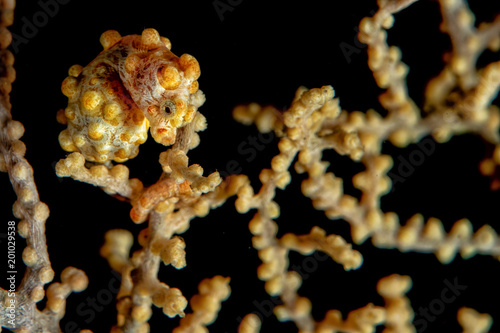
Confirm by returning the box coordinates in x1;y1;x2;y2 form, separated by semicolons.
58;28;201;163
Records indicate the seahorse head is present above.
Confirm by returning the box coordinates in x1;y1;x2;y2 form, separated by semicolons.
57;28;202;163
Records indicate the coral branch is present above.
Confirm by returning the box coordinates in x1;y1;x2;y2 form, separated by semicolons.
173;276;231;333
458;307;492;333
280;226;363;271
1;2;88;331
56;152;142;198
238;314;261;333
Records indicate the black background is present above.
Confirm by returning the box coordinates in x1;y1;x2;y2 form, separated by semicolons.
1;0;500;332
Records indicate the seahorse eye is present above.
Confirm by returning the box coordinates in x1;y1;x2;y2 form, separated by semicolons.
161;100;176;115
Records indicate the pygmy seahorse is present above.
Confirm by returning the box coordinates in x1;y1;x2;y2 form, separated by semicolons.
57;28;202;163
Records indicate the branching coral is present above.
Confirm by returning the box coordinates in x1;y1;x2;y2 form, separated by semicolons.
52;27;246;332
0;2;88;331
0;0;499;332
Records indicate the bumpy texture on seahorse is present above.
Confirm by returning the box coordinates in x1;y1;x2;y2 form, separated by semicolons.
57;28;202;163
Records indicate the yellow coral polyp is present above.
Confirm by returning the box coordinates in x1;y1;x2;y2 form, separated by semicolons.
61;76;78;98
189;80;199;94
125;54;141;73
64;105;76;121
141;28;161;49
100;29;122;50
73;135;86;147
68;64;83;77
58;129;77;152
103;102;122;123
81;90;102;114
87;122;105;141
179;53;201;80
158;66;181;90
